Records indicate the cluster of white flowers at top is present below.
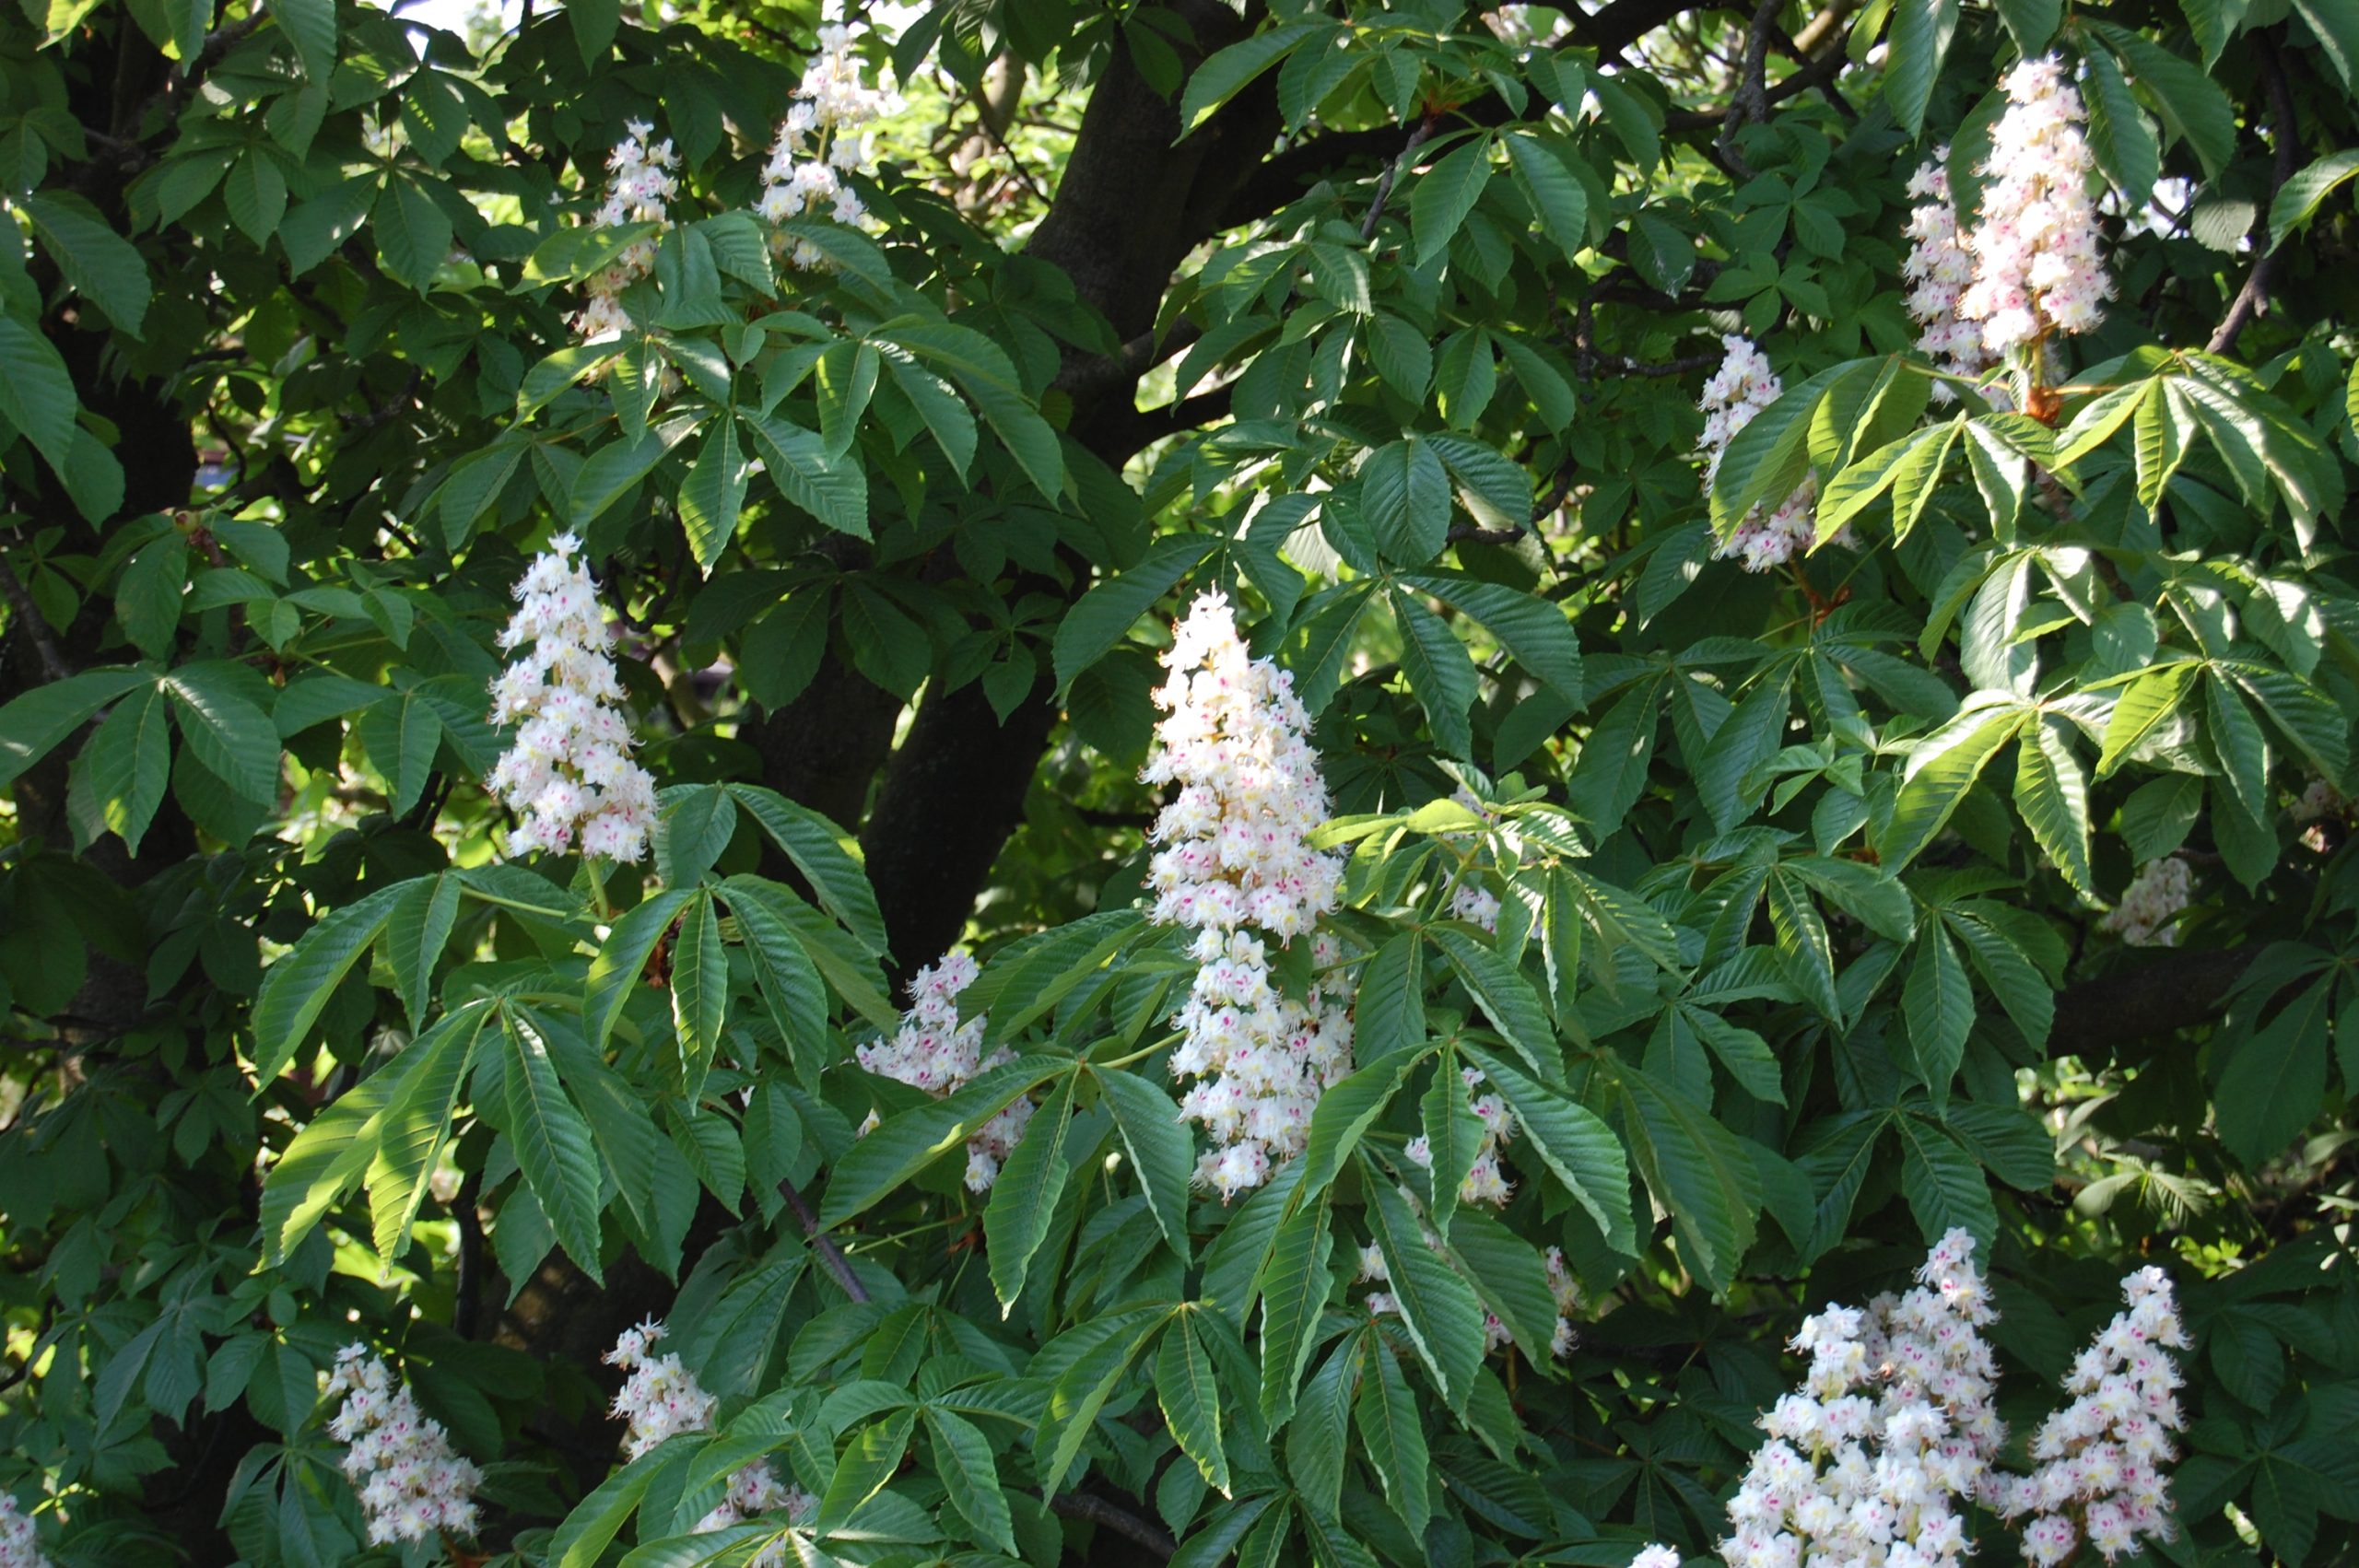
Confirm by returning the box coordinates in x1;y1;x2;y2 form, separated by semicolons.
854;951;1034;1192
1988;1269;2188;1565
1403;1065;1519;1208
1631;1549;1684;1568
1144;591;1352;1199
1958;56;2110;357
606;1319;814;1553
487;533;657;862
1699;336;1822;573
576;120;681;341
323;1345;484;1548
0;1493;47;1568
1903;156;2001;401
2100;859;2192;947
759;24;900;268
1637;1235;2190;1568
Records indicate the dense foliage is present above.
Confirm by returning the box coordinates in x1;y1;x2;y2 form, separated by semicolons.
3;0;2359;1562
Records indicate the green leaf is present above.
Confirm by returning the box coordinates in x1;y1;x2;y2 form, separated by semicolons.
1257;1191;1334;1428
2013;719;2094;898
79;682;171;852
1098;1066;1195;1261
1993;0;2060;50
273;0;339;76
365;1000;492;1260
725;883;828;1084
504;1009;606;1278
1616;1067;1761;1294
375;175;452;291
2097;662;2197;778
21;193;151;336
670;892;727;1106
2216;978;2333;1165
2081;45;2159;204
0;312;82;475
251;880;417;1083
584;888;694;1050
1038;1310;1161;1494
225;153;289;244
1883;0;1960;135
385;872;461;1030
1362;436;1451;565
1393;590;1478;759
881;349;978;477
925;1407;1016;1554
1288;1332;1360;1517
985;1075;1074;1311
1297;1046;1428;1205
1880;699;2026;872
816;1409;915;1533
1421;1056;1483;1238
1407;575;1580;702
677;417;747;572
1156;1316;1232;1495
161;663;278;802
259;1066;399;1263
821;1058;1065;1225
1354;1336;1431;1536
570;427;677;528
1367;1173;1484;1413
1428;927;1555;1079
1501;132;1589;261
548;1440;688;1568
742;411;871;537
1411;135;1495;263
1051;535;1218;693
723;787;889;956
1895;1112;1996;1246
1466;1047;1636;1257
1904;922;1973;1094
2269;148;2359;251
1179;22;1321;135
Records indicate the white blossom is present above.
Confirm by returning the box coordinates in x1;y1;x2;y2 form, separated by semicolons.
487;533;657;862
1545;1244;1583;1359
1699;336;1825;572
576;119;681;341
2101;859;2191;947
1984;1269;2188;1565
1903;155;2001;401
1959;56;2112;357
605;1319;814;1559
1144;591;1351;1199
759;23;899;267
0;1493;47;1568
323;1344;484;1547
854;951;1034;1191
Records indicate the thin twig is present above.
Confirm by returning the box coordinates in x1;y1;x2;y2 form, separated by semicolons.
779;1175;870;1303
1050;1492;1176;1560
1361;112;1439;241
1720;0;1783;164
0;556;72;683
2210;33;2299;356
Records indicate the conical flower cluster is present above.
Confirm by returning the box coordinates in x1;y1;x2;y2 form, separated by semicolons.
2100;858;2191;947
1903;156;2001;400
576;120;681;342
1144;590;1350;1199
487;533;657;862
1959;55;2110;356
0;1493;47;1568
1987;1270;2189;1564
855;951;1034;1192
759;24;898;267
605;1319;814;1553
1700;336;1821;572
323;1345;484;1547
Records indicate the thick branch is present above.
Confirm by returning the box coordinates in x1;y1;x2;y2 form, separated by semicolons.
2050;947;2256;1052
780;1176;870;1303
1050;1492;1177;1560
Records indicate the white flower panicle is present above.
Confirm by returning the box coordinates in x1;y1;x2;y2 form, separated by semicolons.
1987;1269;2189;1565
759;24;899;268
1903;156;2001;400
1719;1230;2001;1568
2101;859;2191;947
605;1319;815;1550
577;119;681;341
854;951;1035;1192
1545;1244;1583;1359
1959;55;2111;357
0;1494;48;1568
1404;1065;1519;1208
487;533;657;862
1144;591;1351;1199
323;1345;484;1547
1450;878;1502;931
1699;336;1823;572
1631;1549;1685;1568
2291;776;2345;825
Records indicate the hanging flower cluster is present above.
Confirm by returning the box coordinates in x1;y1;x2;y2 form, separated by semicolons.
854;951;1035;1192
1958;55;2111;357
759;24;899;268
605;1319;815;1547
323;1345;484;1548
1637;1235;2189;1568
1404;1065;1518;1207
2100;858;2192;947
487;533;657;862
1988;1269;2189;1564
1903;155;2001;400
1699;336;1822;572
575;120;681;342
1144;591;1351;1199
0;1494;47;1568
